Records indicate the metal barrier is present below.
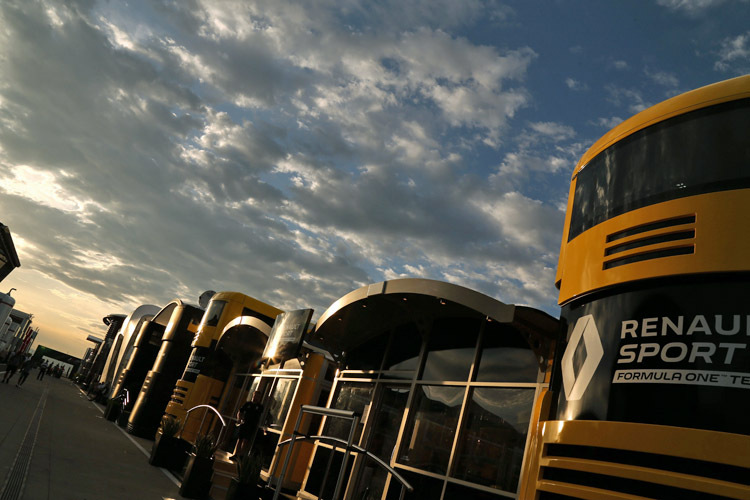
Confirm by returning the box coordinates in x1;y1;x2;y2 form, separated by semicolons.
272;405;413;500
181;404;227;445
120;388;130;407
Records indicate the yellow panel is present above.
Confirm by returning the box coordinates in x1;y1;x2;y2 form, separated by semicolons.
526;420;750;499
518;389;551;498
540;457;750;499
558;189;750;305
537;480;649;500
541;420;750;468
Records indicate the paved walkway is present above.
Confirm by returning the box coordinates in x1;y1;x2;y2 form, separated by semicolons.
0;369;181;500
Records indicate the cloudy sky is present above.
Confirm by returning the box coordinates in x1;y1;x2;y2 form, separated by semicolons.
1;0;749;357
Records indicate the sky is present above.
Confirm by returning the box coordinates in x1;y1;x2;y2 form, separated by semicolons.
1;0;749;358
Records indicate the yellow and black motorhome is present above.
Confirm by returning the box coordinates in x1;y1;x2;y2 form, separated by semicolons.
521;75;750;498
164;291;282;441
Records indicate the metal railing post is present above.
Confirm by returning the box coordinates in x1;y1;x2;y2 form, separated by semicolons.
270;406;413;500
272;407;306;500
332;414;359;500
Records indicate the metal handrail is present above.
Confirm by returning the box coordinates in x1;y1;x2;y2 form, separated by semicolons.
114;388;130;408
275;435;414;496
271;405;412;500
181;404;227;445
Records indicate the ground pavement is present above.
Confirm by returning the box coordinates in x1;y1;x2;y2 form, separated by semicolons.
0;368;181;500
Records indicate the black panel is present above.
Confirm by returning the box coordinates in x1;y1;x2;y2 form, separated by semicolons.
554;275;750;435
569;99;750;241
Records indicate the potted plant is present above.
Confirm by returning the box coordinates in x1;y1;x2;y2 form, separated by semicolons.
225;452;263;500
116;407;131;428
179;433;217;499
103;396;121;421
149;416;190;471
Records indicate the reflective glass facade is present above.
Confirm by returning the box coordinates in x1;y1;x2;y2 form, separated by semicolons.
303;312;550;500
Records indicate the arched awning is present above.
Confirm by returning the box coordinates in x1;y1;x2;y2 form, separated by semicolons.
313;278;558;359
217;315;272;365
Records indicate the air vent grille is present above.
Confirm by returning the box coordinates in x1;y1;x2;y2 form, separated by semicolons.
606;215;696;242
537;442;750;500
603;215;696;270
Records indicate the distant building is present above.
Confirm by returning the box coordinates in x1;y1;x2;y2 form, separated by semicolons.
31;345;82;378
0;308;32;355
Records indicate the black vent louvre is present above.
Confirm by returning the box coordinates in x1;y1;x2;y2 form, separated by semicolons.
606;215;695;243
605;230;695;256
603;246;694;269
603;214;696;269
538;443;749;500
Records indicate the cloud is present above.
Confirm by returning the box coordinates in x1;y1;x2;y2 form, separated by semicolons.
645;68;679;87
714;32;750;73
611;60;629;71
656;0;734;14
528;122;576;142
0;0;566;355
605;85;652;114
565;78;588;91
594;116;625;130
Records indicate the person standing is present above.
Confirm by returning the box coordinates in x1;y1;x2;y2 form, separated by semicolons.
230;391;264;460
16;357;32;387
2;351;24;383
37;360;48;380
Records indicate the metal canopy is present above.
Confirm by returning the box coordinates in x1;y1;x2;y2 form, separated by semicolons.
217;315;272;364
313;278;558;358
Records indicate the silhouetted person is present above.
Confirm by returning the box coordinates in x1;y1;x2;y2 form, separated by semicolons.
16;358;32;386
87;381;109;402
37;361;48;380
2;352;24;383
231;391;264;460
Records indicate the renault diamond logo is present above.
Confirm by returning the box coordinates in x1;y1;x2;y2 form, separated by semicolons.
561;314;604;401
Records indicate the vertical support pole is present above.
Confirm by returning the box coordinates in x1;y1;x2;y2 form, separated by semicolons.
332;415;359;500
272;406;305;500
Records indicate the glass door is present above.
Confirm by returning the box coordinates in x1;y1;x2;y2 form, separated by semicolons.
348;383;411;500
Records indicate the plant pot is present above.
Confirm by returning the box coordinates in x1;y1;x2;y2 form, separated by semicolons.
103;400;121;422
150;433;190;471
117;409;131;428
225;478;261;500
179;454;214;499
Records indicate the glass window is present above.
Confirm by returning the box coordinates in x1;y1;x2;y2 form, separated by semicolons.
422;318;481;382
304;447;355;500
323;382;375;442
219;374;254;429
201;300;227;328
451;387;535;493
569;99;750;240
350;385;411;499
263;378;298;430
398;385;464;474
382;324;422;378
476;323;539;383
